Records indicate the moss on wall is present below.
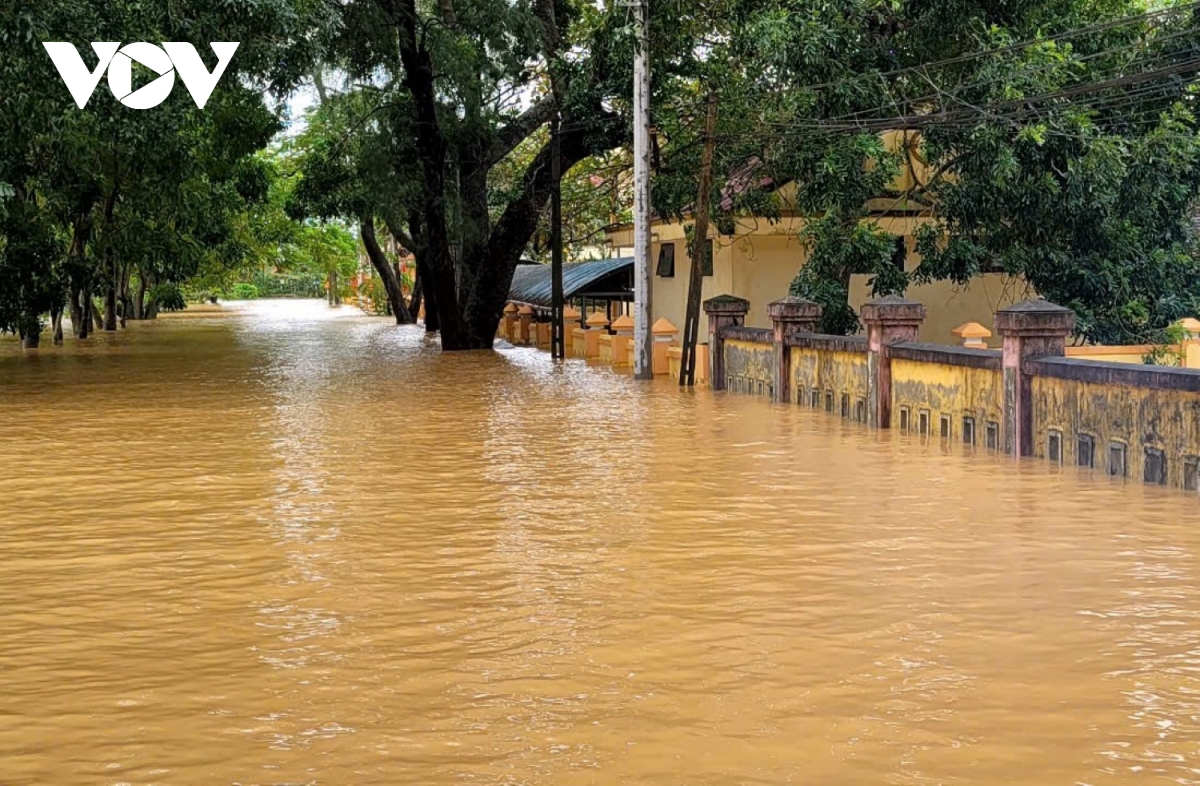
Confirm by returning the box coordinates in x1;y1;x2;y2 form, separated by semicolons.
791;347;868;418
1032;376;1200;488
724;338;774;397
890;359;1003;443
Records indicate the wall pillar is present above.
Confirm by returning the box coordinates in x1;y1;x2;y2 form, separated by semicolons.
861;296;927;429
767;296;821;404
1177;318;1200;369
994;299;1075;457
704;295;750;391
518;305;534;345
502;302;518;340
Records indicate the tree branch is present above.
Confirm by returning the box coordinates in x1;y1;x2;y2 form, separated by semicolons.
490;97;557;164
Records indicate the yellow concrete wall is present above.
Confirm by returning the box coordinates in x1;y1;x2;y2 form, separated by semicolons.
890;359;1004;443
1031;376;1200;487
790;347;868;417
723;337;774;396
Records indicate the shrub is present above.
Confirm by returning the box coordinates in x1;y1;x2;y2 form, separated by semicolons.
229;283;260;300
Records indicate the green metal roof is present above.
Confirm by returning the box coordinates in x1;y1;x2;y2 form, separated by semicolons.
508;257;633;308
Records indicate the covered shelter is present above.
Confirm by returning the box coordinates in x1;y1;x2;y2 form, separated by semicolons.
507;257;634;325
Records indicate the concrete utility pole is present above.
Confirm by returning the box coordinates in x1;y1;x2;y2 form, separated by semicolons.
632;0;653;379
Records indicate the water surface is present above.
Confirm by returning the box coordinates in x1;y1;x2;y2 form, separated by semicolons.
2;299;1199;785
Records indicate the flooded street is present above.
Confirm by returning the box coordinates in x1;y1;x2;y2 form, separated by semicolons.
4;299;1200;785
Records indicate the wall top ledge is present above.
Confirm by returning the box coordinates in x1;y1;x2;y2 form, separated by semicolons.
1030;356;1200;392
889;341;1002;370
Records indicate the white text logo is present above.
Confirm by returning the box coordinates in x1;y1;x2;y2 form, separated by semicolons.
42;42;240;110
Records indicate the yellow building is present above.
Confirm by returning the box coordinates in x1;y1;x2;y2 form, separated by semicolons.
605;133;1031;346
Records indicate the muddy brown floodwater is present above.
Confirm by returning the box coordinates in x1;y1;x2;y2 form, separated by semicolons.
3;299;1200;785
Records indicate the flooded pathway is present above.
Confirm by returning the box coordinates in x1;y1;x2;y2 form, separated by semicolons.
2;299;1200;785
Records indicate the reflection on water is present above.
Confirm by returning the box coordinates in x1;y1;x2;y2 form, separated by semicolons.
2;299;1200;785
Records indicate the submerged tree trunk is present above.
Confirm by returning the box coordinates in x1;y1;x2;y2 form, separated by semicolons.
20;310;41;349
51;304;64;345
101;192;118;332
133;275;146;320
408;268;423;321
361;217;414;324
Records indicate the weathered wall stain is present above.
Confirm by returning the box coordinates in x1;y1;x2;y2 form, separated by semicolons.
791;347;868;414
891;359;1003;441
1032;376;1200;486
724;338;775;397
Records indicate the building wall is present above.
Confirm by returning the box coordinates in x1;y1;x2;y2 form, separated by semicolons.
611;215;1028;346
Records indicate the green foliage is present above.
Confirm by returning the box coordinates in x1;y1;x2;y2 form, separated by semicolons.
230;283;260;301
1144;321;1190;366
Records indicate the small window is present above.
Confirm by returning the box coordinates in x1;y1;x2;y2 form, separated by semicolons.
655;243;675;277
1144;448;1166;486
1185;457;1199;492
899;407;911;432
1048;430;1062;465
856;398;866;423
840;393;850;418
986;422;999;450
1078;434;1095;469
810;389;820;408
963;417;976;446
918;410;931;436
1109;442;1127;478
825;390;834;412
939;414;952;439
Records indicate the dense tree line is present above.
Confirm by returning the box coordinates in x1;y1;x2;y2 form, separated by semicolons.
5;0;1200;349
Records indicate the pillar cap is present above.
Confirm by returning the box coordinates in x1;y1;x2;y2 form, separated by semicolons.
703;294;750;315
518;304;535;316
952;321;992;340
994;299;1075;336
586;312;610;328
562;305;581;320
860;295;927;325
652;317;679;335
610;314;635;331
767;295;822;322
504;302;519;315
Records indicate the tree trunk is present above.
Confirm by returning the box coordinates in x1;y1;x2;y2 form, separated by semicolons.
93;301;104;331
70;287;85;339
133;275;146;320
51;304;64;345
101;192;118;332
21;331;40;350
462;118;607;348
361;217;414;324
408;268;424;321
386;0;470;349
